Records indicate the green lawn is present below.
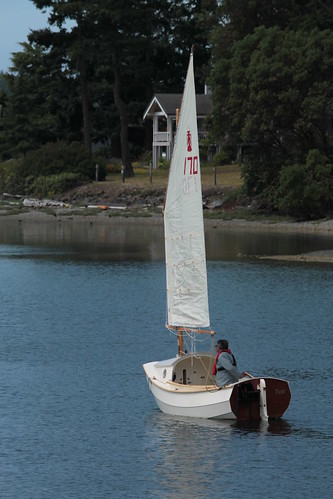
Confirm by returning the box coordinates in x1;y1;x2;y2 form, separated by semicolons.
106;164;242;189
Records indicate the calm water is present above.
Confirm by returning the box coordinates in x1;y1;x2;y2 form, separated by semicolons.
0;221;332;498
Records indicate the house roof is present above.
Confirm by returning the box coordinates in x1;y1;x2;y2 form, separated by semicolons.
143;93;212;120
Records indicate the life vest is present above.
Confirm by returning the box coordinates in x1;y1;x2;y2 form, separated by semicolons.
212;349;237;375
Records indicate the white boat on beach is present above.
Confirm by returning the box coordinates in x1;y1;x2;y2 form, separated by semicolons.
143;48;291;420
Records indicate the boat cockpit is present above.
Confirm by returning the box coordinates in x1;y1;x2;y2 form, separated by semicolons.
169;353;215;386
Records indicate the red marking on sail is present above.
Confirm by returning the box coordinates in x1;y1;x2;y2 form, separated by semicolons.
187;131;192;152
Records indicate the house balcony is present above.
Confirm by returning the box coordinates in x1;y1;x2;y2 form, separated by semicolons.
153;130;207;145
151;129;209;168
153;131;172;145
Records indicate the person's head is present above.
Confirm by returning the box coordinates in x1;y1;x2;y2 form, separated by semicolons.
216;339;228;351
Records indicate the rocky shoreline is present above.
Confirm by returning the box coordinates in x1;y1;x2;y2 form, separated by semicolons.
1;181;332;234
1;183;333;264
1;204;332;232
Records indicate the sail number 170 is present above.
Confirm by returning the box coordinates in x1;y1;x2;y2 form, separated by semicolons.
184;156;198;175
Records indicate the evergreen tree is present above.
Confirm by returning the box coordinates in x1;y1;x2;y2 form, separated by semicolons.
31;0;97;155
0;42;80;159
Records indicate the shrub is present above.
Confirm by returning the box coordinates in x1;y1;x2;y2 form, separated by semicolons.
29;173;82;198
138;150;152;166
158;158;170;169
0;158;26;194
276;150;333;218
107;163;122;174
24;141;95;179
0;141;96;196
212;147;235;166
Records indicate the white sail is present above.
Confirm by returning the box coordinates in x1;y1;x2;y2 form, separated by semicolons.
164;51;210;328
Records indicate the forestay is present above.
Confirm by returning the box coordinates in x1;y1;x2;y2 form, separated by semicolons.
164;51;210;329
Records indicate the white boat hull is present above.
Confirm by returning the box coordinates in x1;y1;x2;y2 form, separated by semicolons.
149;380;235;419
143;354;291;420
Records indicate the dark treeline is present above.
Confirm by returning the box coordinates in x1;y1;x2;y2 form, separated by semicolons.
0;0;214;177
209;0;333;218
0;0;332;218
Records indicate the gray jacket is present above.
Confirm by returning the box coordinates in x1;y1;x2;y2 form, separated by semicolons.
215;351;241;387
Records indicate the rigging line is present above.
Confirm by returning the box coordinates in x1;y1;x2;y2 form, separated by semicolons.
166;327;211;339
182;333;215;387
187;351;216;390
181;332;211;355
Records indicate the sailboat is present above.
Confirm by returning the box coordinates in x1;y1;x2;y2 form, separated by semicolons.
143;49;291;420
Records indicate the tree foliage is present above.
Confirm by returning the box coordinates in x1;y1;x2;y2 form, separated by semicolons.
0;0;215;178
1;0;333;217
0;140;97;196
277;150;333;218
209;0;333;216
0;42;81;159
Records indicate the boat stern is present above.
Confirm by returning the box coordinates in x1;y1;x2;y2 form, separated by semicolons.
230;377;291;421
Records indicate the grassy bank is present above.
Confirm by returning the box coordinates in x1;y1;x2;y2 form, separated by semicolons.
108;163;243;189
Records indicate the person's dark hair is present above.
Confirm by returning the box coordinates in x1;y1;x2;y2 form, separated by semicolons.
217;339;228;350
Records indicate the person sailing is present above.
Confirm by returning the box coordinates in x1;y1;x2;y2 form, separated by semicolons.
212;339;242;387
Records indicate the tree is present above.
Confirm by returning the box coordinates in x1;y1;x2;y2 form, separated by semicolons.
31;0;97;155
209;0;333;212
90;0;214;176
31;0;159;177
277;149;333;218
0;42;80;159
217;27;333;196
2;1;215;175
82;0;215;176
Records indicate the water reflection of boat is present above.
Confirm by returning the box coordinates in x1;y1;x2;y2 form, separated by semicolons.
149;413;292;437
144;413;292;497
143;48;291;421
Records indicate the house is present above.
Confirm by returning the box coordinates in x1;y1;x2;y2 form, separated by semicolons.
143;91;212;169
